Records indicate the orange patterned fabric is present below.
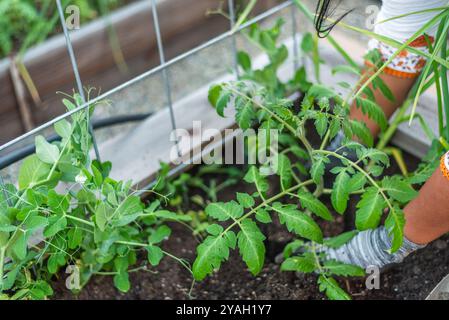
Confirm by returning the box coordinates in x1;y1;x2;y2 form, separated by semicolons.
440;152;449;181
366;35;434;79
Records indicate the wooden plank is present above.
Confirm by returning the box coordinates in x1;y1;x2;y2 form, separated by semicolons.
0;0;275;145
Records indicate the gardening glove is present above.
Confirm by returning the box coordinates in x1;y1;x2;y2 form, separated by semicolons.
320;227;426;269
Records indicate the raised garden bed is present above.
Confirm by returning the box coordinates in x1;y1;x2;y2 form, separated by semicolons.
1;0;449;301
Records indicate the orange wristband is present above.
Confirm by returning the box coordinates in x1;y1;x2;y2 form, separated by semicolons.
440;152;449;180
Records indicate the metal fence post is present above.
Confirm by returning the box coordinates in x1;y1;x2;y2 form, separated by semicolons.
290;3;299;70
56;0;102;163
150;0;181;157
228;0;240;78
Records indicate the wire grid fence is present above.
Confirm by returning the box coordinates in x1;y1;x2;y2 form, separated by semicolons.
0;0;299;195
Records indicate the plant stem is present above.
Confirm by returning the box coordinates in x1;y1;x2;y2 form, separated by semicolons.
65;214;95;227
220;179;314;236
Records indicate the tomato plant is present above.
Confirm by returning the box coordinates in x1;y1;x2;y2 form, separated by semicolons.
190;16;441;300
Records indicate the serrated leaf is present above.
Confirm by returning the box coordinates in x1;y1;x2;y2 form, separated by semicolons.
255;209;272;224
236;101;256;129
236;193;255;208
206;224;223;236
318;275;351;300
272;203;323;243
237;219;266;275
244;166;269;195
273;154;292;190
205;201;244;221
297;192;333;221
323;260;365;276
355;97;387;131
311;155;329;185
314;113;328;138
323;230;358;248
331;171;350;214
382;177;418;203
193;235;230;281
350;120;373;147
355;187;386;230
385;207;405;253
281;252;317;273
348;173;367;193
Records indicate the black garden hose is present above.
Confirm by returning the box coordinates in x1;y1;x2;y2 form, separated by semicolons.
0;113;152;170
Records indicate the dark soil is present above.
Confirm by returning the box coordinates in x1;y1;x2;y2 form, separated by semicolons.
52;149;449;300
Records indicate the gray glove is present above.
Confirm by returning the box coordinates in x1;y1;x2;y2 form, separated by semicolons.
323;227;426;269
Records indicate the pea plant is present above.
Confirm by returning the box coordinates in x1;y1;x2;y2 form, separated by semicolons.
190;18;425;300
0;93;189;300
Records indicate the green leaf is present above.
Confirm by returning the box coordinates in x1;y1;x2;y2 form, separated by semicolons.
95;202;113;231
244;166;269;195
11;231;28;260
208;84;222;108
318;275;351;300
331;170;350;214
148;225;171;244
382;177;418;203
331;65;360;76
350;120;373;147
35;135;59;164
43;215;67;237
237;219;266;275
323;260;365;276
355;98;387;131
54;119;72;139
236;101;256;129
205;201;243;221
113;272;130;293
314;113;328;138
308;84;337;99
237;51;252;71
274;154;292;190
255;209;272;224
18;155;51;190
25;216;48;231
236;193;255;208
272;203;323;243
281;253;317;273
323;230;358;248
47;190;70;214
301;32;313;52
193;235;230;281
116;196;143;217
355;187;386;230
297;192;333;221
311;155;329;185
348;173;367;193
385;206;405;253
206;224;224;236
146;245;164;266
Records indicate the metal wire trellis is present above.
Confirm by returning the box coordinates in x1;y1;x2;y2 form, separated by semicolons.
0;0;297;195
